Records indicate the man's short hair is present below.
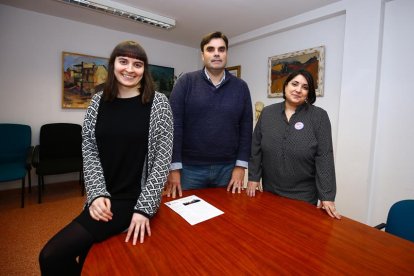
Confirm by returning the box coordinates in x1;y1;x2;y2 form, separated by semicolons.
200;31;229;52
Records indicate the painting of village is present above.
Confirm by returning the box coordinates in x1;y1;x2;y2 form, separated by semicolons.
62;52;108;108
268;46;325;98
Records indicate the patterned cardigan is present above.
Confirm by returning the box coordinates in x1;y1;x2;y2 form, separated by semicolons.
81;91;173;217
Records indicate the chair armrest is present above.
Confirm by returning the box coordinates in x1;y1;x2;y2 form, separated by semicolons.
26;146;34;169
374;223;386;230
32;145;40;168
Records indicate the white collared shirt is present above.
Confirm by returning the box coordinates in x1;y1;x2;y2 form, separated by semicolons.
204;67;226;88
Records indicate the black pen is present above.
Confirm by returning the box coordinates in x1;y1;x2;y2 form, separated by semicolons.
183;199;201;206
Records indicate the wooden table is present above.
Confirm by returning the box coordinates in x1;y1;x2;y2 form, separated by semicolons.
82;189;414;275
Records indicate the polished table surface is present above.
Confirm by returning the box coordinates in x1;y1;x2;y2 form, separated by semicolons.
83;188;414;275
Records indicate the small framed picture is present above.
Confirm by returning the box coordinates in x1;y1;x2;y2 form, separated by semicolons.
226;65;241;78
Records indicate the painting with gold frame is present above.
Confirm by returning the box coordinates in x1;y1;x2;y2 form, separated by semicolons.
267;46;325;98
62;52;108;109
226;65;241;78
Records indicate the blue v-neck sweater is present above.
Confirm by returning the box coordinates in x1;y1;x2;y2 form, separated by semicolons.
169;69;253;165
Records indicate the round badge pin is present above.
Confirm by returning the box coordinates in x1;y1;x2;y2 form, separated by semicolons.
295;122;304;130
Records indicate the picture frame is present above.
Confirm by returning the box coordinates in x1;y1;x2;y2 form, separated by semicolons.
226;65;241;78
148;64;175;98
62;52;175;108
267;46;325;98
62;52;109;109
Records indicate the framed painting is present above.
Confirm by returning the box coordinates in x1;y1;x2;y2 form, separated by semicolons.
267;46;325;98
226;65;241;78
62;52;108;109
148;64;175;98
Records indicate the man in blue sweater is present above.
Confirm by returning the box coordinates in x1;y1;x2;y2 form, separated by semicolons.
166;31;253;198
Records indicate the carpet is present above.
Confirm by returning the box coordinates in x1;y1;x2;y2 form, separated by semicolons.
0;181;85;275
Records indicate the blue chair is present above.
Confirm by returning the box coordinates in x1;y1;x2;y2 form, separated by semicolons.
0;124;33;208
375;200;414;242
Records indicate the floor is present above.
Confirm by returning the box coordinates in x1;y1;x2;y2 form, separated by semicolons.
0;181;85;275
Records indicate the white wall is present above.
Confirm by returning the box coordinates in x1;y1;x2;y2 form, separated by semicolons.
0;4;199;189
369;0;414;225
333;0;384;224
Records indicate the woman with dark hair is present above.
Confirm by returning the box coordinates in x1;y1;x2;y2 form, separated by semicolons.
39;41;174;275
246;70;341;219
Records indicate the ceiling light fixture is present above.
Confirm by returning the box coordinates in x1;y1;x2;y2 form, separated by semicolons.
55;0;176;29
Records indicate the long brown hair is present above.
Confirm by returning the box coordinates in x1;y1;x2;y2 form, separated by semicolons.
103;41;154;104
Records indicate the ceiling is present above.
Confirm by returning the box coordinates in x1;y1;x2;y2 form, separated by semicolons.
0;0;341;48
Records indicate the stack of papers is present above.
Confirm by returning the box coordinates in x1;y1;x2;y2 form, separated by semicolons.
165;195;224;225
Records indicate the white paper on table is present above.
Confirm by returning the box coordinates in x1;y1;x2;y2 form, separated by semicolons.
164;195;224;225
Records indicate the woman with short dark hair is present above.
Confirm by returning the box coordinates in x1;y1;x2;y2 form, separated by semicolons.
247;70;341;219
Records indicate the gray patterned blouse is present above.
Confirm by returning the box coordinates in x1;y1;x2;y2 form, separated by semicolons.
248;102;336;205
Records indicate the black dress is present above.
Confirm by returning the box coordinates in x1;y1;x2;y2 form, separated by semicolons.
75;95;152;241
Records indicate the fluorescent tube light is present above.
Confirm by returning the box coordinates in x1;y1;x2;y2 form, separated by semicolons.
55;0;176;29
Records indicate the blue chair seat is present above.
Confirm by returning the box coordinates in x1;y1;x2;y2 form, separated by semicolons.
0;163;27;182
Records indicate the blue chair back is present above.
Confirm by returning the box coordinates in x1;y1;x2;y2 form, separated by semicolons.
0;123;31;181
386;200;414;242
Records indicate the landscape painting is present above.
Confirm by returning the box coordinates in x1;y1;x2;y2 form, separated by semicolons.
149;64;175;98
62;52;108;109
268;46;325;98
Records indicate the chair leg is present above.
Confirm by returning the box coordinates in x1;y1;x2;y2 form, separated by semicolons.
21;177;25;208
38;175;42;204
28;168;32;193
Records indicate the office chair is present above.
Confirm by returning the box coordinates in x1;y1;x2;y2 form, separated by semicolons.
375;199;414;243
0;123;33;208
32;123;84;203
